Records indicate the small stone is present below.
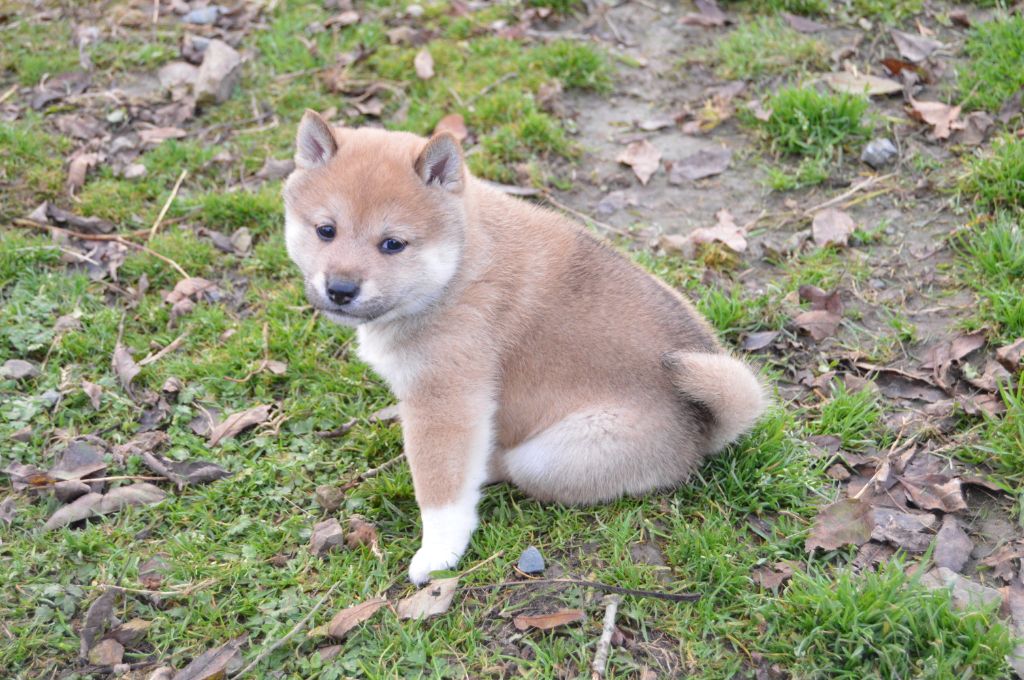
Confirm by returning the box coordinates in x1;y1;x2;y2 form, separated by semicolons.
182;5;221;24
1;359;40;380
860;138;898;169
147;667;175;680
406;4;424;17
315;485;345;512
88;638;124;666
194;39;242;105
41;390;61;407
108;618;152;647
517;545;545;574
920;567;1003;610
310;518;346;556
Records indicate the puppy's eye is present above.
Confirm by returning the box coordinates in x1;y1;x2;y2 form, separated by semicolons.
379;238;406;254
316;224;336;241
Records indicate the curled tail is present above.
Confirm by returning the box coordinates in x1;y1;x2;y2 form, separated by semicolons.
663;351;768;453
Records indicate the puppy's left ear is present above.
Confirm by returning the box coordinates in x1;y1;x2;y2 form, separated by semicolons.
415;133;464;193
295;109;338;169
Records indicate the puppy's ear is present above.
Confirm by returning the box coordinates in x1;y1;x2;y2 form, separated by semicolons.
414;133;464;193
295;110;338;169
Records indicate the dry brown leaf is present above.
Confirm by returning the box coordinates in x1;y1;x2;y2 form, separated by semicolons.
45;492;104;530
870;508;936;552
751;561;797;590
890;29;943;63
689;209;747;252
955;111;994;146
794;310;841;342
98;483;167;514
934;515;973;573
742;331;779;352
512;608;585;631
668;148;731;183
434;113;468;142
397;577;459;620
806;498;874;552
67;151;100;195
907;98;963;140
345;516;379;550
173;635;247;680
112;342;140;392
821;72;902;97
82;380;103;410
207;404;271;446
414;48;435;79
50;441;107;481
164;277;220;305
781;12;826;33
617;140;661;185
325;598;387;640
899;474;967;513
811;208;857;248
80;586;120;657
996;337;1024;371
678;0;727;27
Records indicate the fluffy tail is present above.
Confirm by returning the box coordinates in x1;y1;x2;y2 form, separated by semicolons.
663;351;768;453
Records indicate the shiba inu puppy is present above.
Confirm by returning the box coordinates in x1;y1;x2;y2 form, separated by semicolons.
284;110;767;585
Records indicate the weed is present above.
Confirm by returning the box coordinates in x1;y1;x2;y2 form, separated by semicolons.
956;213;1024;338
957;383;1024;485
809;382;886;451
715;17;826;80
757;87;871;158
960;135;1024;213
960;15;1024;111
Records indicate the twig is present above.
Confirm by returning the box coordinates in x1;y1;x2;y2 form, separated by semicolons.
0;84;17;105
338;452;406;491
232;581;341;678
11;218;189;278
469;72;519;104
460;578;700;603
458;550;504;578
802;173;895;217
591;595;621;679
540;192;630;237
93;578;216;598
148;169;188;242
45;475;168;485
315;417;357;439
138;333;187;367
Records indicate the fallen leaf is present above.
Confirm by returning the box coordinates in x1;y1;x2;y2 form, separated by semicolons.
821;72;902;97
142;452;232;489
920;567;1002;610
996;338;1024;371
36;202;115;234
890;29;943;63
617;140;661;185
82;381;103;410
79;586;120;657
981;543;1024;582
345;516;379;549
4;463;54;491
310;518;346;556
513;608;585;631
112;342;140;392
207;404;271;446
0;496;15;524
326;10;360;27
139;555;171;590
370;404;401;424
899;474;967;513
107;618;152;648
751;561;796;590
955;111;994;146
806;498;874;552
678;0;727;27
138;127;187;145
907;98;963;140
98;483;167;514
50;441;107;482
325;598;387;640
870;508;936;552
934;515;973;573
254;158;295;182
965;359;1013;392
741;331;778;352
688;209;747;253
172;635;247;680
781;12;826;33
164;277;221;305
668;148;731;183
397;577;459;620
67;151;100;195
434;113;467;141
811;208;857;248
88;638;123;666
45;492;104;530
798;285;843;315
794;310;841;342
881;58;931;82
414;48;434;79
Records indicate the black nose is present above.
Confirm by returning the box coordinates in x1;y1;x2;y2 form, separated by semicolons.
326;280;360;306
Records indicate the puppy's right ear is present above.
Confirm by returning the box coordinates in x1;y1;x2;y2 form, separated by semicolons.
295;110;338;169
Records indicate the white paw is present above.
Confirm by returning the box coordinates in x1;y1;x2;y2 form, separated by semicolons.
408;543;463;585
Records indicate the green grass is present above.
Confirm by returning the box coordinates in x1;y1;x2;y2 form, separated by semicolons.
808;382;886;451
766;561;1013;678
956;214;1024;339
956;383;1024;486
960;135;1024;214
850;0;923;22
960;15;1024;111
714;16;826;80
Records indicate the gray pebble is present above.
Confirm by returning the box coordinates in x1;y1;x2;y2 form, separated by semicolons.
517;545;545;574
182;6;222;25
861;138;898;169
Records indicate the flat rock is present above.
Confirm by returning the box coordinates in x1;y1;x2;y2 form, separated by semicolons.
310;518;346;556
861;138;897;169
157;61;199;89
87;638;124;665
920;567;1003;610
1;359;40;380
194;39;241;105
517;545;545;574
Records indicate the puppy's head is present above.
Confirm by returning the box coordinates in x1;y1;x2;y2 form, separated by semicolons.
283;110;467;326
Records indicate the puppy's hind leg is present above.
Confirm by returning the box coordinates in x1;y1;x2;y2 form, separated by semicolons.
501;406;698;506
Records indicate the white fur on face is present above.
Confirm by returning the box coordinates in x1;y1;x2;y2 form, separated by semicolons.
284;210;313;277
407;393;495;585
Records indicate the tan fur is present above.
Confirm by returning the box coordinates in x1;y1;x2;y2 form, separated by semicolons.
284;111;768;581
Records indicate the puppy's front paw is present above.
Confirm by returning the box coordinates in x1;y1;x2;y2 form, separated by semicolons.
408;544;462;585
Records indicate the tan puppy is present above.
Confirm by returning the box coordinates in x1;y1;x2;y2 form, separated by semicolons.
284;111;767;584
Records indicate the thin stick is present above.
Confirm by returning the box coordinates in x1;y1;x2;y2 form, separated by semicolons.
93;577;216;597
232;581;341;678
541;192;630;237
802;173;895;216
458;550;503;578
315;418;357;439
46;475;168;485
460;578;700;603
12;218;189;279
0;84;17;105
138;333;187;367
148;169;188;242
591;595;621;680
339;452;406;492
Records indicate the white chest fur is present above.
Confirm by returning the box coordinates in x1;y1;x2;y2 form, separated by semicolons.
356;323;420;397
